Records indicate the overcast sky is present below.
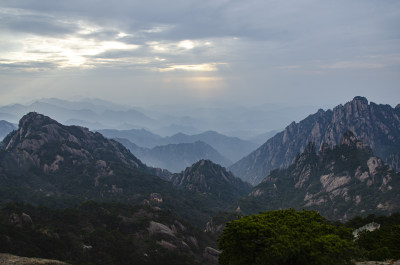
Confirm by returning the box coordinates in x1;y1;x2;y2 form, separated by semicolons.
1;0;399;108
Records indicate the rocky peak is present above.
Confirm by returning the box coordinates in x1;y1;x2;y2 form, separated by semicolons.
352;96;369;105
230;97;400;185
173;159;233;189
170;160;251;204
19;112;55;129
1;112;148;177
239;132;400;221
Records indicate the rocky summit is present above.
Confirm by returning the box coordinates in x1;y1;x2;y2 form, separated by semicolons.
170;160;252;207
237;131;400;221
2;112;146;171
0;112;173;206
230;97;400;185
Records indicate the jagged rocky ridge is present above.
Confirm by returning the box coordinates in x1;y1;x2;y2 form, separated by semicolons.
230;97;400;185
237;131;400;221
0;112;171;201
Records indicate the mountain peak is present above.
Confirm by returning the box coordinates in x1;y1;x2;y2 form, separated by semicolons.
19;112;58;130
240;131;399;220
352;96;368;105
170;160;252;201
3;112;147;174
230;97;400;185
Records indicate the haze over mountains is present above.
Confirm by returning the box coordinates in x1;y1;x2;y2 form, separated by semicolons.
115;138;231;172
0;120;16;140
100;129;257;166
0;97;317;140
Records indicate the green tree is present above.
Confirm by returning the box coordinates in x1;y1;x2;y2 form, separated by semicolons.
356;225;400;261
218;209;356;265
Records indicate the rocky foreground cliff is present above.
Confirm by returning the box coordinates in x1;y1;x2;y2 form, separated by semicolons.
237;131;400;221
230;97;400;185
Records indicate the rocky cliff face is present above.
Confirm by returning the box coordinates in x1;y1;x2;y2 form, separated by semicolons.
2;112;145;172
170;160;252;206
237;132;400;221
230;97;400;185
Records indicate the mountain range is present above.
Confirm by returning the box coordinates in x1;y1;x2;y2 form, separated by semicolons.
0;120;16;140
0;97;317;139
99;129;257;163
0;112;248;227
237;131;400;221
115;138;231;172
1;97;400;264
230;97;400;185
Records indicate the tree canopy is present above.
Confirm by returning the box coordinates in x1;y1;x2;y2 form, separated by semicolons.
218;209;356;265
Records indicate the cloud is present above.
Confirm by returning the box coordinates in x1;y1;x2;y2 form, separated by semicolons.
0;0;399;107
157;63;223;72
321;61;386;70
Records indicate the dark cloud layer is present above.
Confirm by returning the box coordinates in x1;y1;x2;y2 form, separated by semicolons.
0;0;399;107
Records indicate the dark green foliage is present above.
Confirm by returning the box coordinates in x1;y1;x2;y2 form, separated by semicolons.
0;201;216;265
218;209;356;265
346;213;400;229
347;213;400;261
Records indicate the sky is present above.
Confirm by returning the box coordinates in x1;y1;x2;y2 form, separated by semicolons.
0;0;399;109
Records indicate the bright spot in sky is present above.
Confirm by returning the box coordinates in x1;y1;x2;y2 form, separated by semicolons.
178;40;195;50
159;63;221;72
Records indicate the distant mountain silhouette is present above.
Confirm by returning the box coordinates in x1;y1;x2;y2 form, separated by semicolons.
115;138;231;172
0;120;17;140
100;129;257;163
